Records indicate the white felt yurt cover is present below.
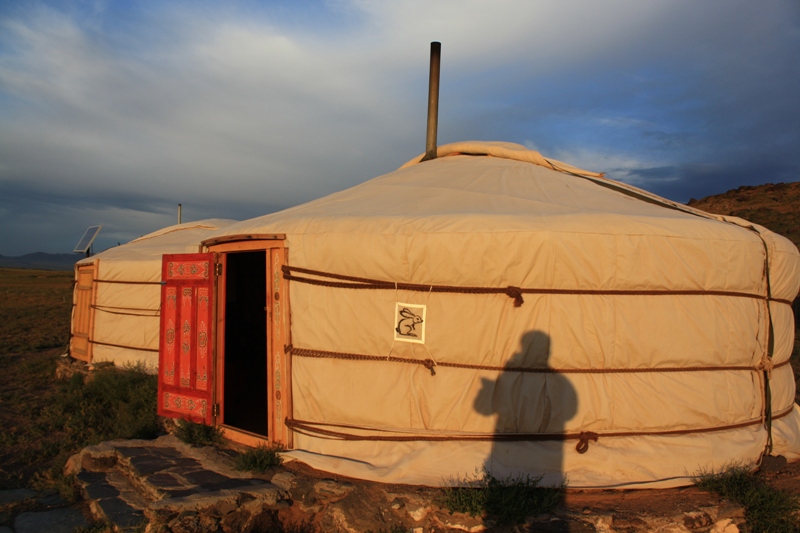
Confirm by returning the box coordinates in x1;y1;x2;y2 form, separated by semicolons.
72;219;236;368
207;142;800;488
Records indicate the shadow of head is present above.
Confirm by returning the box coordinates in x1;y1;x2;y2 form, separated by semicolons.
473;331;550;416
473;330;576;431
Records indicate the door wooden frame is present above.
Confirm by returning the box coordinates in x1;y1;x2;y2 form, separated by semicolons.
208;240;293;448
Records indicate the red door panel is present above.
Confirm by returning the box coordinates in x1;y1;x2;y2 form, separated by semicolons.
158;253;215;424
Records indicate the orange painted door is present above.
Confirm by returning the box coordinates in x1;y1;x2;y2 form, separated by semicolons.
158;253;216;424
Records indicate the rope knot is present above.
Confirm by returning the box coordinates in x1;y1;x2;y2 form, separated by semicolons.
758;354;774;379
505;286;524;307
284;344;293;354
422;359;436;376
575;432;599;454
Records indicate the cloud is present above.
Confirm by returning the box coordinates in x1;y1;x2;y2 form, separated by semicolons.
0;6;411;212
0;0;798;254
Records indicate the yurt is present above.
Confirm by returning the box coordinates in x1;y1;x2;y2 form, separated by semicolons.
70;219;236;368
156;142;800;488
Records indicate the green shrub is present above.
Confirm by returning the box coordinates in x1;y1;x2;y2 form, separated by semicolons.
35;363;160;457
439;468;563;525
18;356;57;384
174;419;225;447
234;443;284;472
30;466;80;504
694;464;800;533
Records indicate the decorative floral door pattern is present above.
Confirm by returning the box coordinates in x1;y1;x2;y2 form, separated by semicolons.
158;253;215;424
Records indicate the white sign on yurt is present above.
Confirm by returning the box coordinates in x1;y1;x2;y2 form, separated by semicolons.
393;303;426;344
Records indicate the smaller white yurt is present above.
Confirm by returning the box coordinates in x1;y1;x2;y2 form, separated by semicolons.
70;219;236;368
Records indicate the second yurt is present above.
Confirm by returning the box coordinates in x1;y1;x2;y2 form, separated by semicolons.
70;219;235;368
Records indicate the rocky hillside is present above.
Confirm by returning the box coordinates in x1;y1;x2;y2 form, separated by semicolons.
687;181;800;250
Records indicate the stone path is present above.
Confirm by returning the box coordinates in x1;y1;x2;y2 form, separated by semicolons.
65;435;286;532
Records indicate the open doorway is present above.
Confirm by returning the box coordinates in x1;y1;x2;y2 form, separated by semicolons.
223;251;268;436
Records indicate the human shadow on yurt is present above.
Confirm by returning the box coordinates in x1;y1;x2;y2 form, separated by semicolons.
442;331;576;524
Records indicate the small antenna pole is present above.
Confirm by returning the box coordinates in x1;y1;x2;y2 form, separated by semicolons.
178;204;182;224
422;41;441;162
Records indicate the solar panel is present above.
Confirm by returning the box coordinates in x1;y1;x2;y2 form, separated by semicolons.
74;225;102;253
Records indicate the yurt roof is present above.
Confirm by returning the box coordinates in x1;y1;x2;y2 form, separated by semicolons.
204;142;800;301
208;141;759;239
75;219;237;284
77;219;236;266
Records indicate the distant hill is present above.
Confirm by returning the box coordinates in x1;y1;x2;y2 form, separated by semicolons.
0;252;79;271
687;181;800;251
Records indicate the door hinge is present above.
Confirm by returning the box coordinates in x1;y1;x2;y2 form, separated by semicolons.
214;263;222;276
212;403;220;417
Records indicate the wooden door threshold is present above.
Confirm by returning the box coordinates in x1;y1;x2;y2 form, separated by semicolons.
220;425;270;448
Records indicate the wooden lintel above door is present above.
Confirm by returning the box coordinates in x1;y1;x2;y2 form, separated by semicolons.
202;234;286;248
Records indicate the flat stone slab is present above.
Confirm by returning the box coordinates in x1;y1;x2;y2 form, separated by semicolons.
84;481;121;500
172;458;202;469
127;455;177;477
37;491;68;508
14;508;88;533
147;472;186;489
147;483;285;516
150;446;184;459
181;468;233;487
205;477;268;492
164;488;198;499
115;446;154;459
76;471;108;484
105;471;150;509
94;497;146;529
147;489;240;519
0;488;37;506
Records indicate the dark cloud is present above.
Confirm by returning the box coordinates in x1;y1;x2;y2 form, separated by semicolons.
0;180;293;255
624;160;800;203
1;1;799;254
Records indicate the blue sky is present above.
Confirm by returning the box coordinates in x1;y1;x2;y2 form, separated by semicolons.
1;0;798;255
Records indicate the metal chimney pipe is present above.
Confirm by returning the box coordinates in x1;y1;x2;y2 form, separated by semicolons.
422;42;441;162
178;204;182;224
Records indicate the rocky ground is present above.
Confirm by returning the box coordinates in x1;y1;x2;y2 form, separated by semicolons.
686;181;800;250
2;434;799;532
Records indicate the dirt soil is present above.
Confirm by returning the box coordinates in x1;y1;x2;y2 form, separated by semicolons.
269;450;800;532
0;349;66;489
0;268;72;356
